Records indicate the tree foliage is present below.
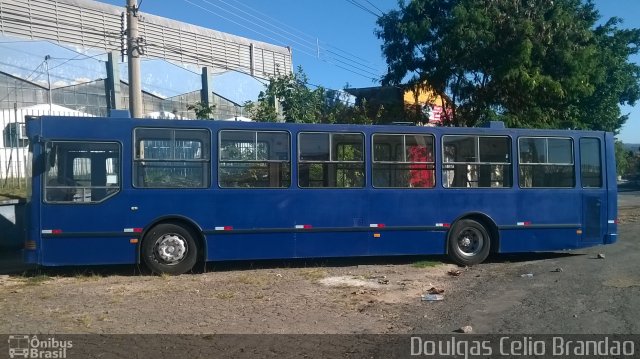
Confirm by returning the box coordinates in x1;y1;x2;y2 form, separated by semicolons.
187;101;216;119
615;140;630;176
245;67;376;124
376;0;640;132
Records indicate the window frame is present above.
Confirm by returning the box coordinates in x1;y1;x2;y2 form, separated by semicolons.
441;135;513;189
579;137;602;189
297;131;365;189
43;140;122;205
517;136;575;189
132;127;211;189
371;133;436;189
217;129;291;189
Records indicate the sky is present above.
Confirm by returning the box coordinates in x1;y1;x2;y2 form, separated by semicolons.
1;0;638;142
97;0;639;143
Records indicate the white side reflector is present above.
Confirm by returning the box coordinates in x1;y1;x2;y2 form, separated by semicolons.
607;220;615;224
124;228;143;233
41;229;62;234
517;221;532;226
435;223;450;228
369;224;385;228
295;224;312;229
215;226;233;231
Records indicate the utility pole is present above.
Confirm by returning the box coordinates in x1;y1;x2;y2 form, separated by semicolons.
126;0;143;118
44;55;52;113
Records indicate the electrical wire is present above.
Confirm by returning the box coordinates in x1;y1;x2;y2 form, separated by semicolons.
362;0;385;16
0;60;46;103
220;0;381;69
344;0;381;18
181;0;381;81
48;52;109;72
204;0;381;73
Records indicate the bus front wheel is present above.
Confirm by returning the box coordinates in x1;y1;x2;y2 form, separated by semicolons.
447;219;491;266
141;223;198;275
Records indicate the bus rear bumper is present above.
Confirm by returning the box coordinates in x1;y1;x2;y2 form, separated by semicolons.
604;233;618;244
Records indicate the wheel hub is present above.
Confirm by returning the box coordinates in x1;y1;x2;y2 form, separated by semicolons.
156;234;187;263
456;229;483;257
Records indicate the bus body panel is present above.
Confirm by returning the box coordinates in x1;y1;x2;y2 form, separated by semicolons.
39;236;136;265
208;233;295;261
23;116;618;267
367;231;446;256
499;228;587;253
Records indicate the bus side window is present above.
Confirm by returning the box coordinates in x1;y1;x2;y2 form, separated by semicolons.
518;137;574;188
44;141;121;203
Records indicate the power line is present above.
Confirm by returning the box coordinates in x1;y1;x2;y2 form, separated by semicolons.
147;41;356;97
206;0;381;73
140;58;202;76
362;0;385;16
48;52;109;72
203;0;319;53
220;0;378;70
212;0;383;72
183;0;383;77
0;60;46;103
182;0;325;61
344;0;381;18
181;0;381;81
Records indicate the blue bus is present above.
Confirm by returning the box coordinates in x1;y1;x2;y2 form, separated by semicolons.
22;115;617;274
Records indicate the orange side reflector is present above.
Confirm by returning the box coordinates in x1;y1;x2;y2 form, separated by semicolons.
373;233;381;238
130;238;139;244
576;229;583;235
24;240;37;250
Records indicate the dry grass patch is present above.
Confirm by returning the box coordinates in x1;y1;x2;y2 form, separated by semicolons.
216;291;235;300
298;268;329;282
235;272;272;286
20;274;54;286
411;260;441;269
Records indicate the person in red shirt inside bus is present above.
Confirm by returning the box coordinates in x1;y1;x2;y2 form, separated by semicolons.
408;145;434;187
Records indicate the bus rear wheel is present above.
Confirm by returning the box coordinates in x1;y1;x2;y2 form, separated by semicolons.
141;223;198;275
447;219;491;266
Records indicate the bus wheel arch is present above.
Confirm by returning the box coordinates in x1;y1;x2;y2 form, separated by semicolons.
140;217;205;275
446;213;498;266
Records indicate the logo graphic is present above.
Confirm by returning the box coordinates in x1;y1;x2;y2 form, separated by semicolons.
7;335;72;358
7;335;29;358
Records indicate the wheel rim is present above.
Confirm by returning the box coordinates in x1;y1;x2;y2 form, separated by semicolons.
153;233;188;265
455;227;484;258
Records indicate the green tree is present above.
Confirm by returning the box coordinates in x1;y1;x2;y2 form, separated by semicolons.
376;0;640;131
187;101;216;119
245;66;324;123
614;140;630;177
246;67;378;124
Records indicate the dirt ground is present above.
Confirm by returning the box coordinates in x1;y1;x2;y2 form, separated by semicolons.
1;205;638;335
0;261;459;334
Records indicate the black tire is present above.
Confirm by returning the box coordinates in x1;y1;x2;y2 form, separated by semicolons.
141;223;198;275
447;219;491;266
